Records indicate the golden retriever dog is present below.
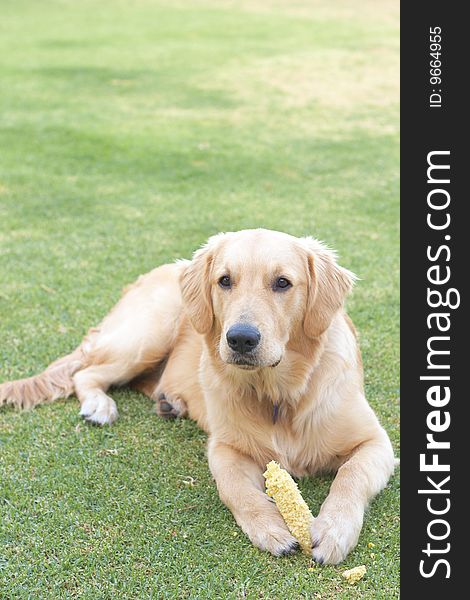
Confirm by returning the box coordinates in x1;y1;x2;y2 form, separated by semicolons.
0;228;395;564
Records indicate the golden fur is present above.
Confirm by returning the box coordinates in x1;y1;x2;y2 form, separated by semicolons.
0;229;395;564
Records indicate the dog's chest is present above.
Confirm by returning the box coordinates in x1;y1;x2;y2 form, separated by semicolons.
271;381;349;476
268;416;316;476
248;399;333;477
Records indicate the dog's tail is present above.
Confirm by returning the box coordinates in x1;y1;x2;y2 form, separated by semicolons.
0;347;84;410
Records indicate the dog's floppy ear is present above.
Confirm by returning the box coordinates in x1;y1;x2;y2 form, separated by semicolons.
300;237;357;338
180;235;221;334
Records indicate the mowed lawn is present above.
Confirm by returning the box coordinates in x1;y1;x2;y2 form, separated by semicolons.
0;1;399;598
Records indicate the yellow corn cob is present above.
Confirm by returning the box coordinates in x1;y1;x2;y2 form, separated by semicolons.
263;460;315;555
342;565;367;584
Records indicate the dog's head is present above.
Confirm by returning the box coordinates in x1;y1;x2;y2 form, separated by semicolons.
180;229;356;370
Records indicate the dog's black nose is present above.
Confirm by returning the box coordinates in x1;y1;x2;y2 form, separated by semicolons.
226;324;261;354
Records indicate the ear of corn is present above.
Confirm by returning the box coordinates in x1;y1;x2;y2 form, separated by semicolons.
263;460;315;555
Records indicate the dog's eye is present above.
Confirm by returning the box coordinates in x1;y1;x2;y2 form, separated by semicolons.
218;275;232;289
273;277;292;291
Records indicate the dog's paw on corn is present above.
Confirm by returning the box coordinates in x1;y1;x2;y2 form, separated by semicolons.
263;460;315;555
263;461;367;583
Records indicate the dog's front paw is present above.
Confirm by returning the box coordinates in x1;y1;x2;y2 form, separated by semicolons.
155;392;188;419
310;510;363;565
238;502;299;557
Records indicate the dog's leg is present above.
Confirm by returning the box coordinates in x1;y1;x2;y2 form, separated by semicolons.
71;264;188;425
310;430;395;564
131;366;188;420
73;364;122;426
131;321;208;429
208;439;298;556
153;353;188;419
74;335;170;427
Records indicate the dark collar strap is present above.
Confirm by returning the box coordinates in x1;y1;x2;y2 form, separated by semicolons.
272;403;279;424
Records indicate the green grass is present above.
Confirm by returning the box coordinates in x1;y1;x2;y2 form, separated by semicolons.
0;0;399;597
